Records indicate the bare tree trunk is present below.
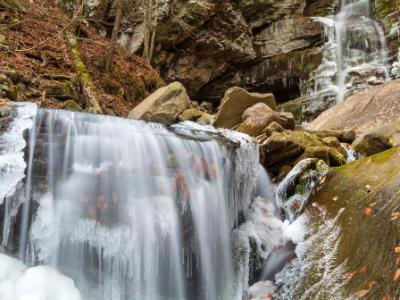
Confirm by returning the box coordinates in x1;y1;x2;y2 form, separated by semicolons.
142;0;158;64
105;0;124;73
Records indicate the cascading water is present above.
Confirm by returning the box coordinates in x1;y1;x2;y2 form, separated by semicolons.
335;0;389;100
0;103;263;300
302;0;389;118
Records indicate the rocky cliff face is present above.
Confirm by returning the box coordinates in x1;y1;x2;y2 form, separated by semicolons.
50;0;400;108
58;0;336;105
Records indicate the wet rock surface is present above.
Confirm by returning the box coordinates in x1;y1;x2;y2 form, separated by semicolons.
275;147;400;299
352;118;400;156
258;129;346;180
307;79;400;134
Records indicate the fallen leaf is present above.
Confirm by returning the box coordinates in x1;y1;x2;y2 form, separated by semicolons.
395;247;400;253
333;196;339;202
393;269;400;281
367;280;376;288
396;258;400;265
365;207;372;217
358;266;366;273
320;176;326;184
369;201;377;207
382;293;391;300
391;211;400;218
355;289;370;298
346;272;356;280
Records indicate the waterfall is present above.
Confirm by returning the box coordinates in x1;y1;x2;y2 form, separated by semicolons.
335;0;389;100
302;0;389;118
0;103;262;300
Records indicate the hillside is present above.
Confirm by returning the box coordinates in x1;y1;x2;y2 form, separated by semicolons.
0;0;163;116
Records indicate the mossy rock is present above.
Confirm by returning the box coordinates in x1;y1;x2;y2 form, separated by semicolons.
299;145;346;166
353;133;393;156
275;147;400;299
277;98;303;124
352;118;400;156
64;100;83;112
260;130;346;171
373;0;399;33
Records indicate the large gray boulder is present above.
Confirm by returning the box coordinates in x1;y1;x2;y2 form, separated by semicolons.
128;82;190;125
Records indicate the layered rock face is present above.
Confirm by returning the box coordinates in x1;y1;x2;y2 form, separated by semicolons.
58;0;335;106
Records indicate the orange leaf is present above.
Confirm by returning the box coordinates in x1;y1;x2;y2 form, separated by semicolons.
396;258;400;265
365;207;372;217
367;280;376;288
395;247;400;253
346;272;356;280
391;211;400;218
358;266;366;273
382;293;391;300
355;289;370;298
393;269;400;281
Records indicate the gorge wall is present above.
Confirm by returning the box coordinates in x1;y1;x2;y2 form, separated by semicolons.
58;0;400;106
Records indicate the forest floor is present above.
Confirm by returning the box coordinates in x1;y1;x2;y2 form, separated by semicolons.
0;0;162;116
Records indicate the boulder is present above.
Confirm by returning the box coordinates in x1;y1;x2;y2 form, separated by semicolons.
237;103;295;137
321;136;341;148
275;158;329;221
197;113;213;125
242;102;274;121
304;128;356;143
178;108;204;122
64;100;83;112
275;147;400;298
277;98;303;124
128;82;190;125
299;146;345;167
214;87;276;128
307;79;400;134
259;130;346;177
352;118;400;156
262;121;284;136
